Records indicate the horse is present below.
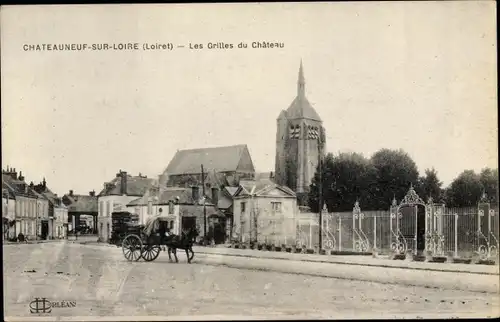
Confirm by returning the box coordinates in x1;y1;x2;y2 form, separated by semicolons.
165;227;199;263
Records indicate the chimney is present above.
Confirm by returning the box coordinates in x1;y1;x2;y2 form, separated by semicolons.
18;171;24;181
191;186;200;203
69;190;74;196
89;190;95;197
42;177;46;188
30;181;34;188
120;171;127;195
211;187;219;207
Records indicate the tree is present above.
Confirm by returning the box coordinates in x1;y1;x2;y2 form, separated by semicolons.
308;152;376;212
479;168;499;204
308;153;334;213
415;168;443;203
370;149;420;210
445;170;483;207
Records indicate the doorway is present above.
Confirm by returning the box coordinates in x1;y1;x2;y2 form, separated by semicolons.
41;221;49;240
416;205;426;252
181;217;196;232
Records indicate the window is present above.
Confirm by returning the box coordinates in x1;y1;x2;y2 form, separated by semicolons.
271;202;282;213
107;201;111;217
168;201;174;215
99;201;104;217
241;202;246;213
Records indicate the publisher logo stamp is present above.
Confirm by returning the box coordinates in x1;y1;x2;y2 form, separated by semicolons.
29;297;76;314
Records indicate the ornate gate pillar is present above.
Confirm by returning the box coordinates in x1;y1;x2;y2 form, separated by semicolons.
352;201;369;252
478;194;498;260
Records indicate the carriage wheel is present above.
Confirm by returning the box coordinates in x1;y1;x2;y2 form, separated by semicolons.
141;244;161;262
122;234;143;262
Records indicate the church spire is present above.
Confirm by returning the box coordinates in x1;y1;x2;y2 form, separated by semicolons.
297;59;305;98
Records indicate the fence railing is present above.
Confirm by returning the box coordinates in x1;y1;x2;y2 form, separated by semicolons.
245;201;499;260
292;204;499;260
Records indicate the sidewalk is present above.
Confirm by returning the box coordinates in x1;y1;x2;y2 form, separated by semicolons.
192;246;500;275
3;239;64;245
73;240;499;275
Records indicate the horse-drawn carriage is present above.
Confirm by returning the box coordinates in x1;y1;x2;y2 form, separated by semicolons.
121;214;199;263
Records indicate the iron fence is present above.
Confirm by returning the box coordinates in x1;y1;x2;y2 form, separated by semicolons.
290;191;500;260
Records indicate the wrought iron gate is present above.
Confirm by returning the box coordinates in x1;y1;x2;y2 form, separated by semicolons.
425;199;446;256
390;186;426;255
321;205;337;250
478;199;499;259
352;201;370;252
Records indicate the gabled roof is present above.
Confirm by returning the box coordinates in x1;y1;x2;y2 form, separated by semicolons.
235;179;296;198
127;187;215;207
179;204;219;218
2;174;39;199
67;195;98;213
164;144;254;176
217;186;239;210
224;186;238;197
33;184;61;206
98;175;156;197
2;180;16;200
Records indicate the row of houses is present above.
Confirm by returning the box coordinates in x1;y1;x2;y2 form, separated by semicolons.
95;144;300;244
3;144;302;244
2;167;68;240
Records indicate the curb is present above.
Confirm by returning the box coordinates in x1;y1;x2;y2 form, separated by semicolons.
195;252;499;294
193;247;499;276
227;244;499;267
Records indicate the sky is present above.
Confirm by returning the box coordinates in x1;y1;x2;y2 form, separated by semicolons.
1;2;497;197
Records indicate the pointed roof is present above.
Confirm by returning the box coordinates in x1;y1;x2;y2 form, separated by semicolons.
164;144;254;176
236;178;296;198
285;61;322;122
298;59;305;95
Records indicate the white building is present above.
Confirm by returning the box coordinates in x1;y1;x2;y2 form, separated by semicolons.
233;178;299;245
126;187;185;235
97;170;155;242
53;203;68;239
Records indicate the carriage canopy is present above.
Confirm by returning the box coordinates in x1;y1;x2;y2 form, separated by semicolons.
143;214;176;237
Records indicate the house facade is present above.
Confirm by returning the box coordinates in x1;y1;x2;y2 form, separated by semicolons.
2;186;16;240
233;178;298;245
2;168;49;240
62;189;98;235
32;178;62;239
159;144;256;188
127;186;220;242
54;202;68;239
97;170;155;242
217;186;238;242
126;188;184;235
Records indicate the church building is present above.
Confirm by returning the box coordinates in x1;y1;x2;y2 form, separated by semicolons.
274;61;326;202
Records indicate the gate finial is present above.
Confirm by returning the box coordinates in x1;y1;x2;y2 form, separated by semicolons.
480;191;488;203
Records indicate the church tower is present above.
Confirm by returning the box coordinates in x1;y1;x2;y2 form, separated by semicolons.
275;61;326;199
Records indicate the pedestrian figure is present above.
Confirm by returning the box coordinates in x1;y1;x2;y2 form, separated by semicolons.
17;232;26;243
